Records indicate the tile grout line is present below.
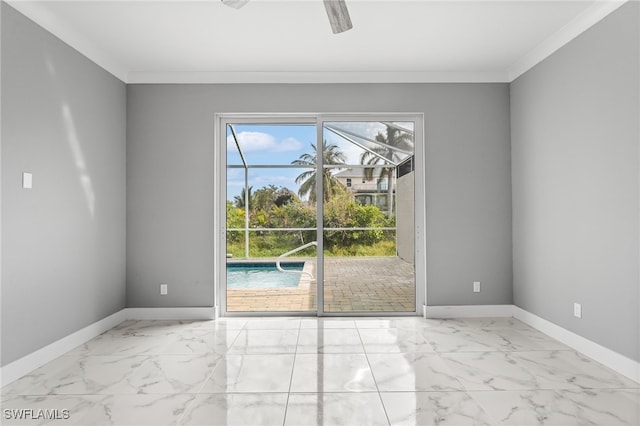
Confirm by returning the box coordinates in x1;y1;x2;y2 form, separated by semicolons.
5;317;639;425
354;323;392;426
282;319;303;426
177;323;245;425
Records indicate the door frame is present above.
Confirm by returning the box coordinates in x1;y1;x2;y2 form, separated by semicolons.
214;113;426;317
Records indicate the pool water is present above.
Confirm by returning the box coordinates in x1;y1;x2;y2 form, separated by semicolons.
227;262;304;289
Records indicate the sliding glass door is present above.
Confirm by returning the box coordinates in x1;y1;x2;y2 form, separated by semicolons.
224;121;318;313
216;114;424;316
319;119;417;313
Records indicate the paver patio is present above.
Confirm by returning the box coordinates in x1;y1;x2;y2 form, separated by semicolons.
226;257;415;313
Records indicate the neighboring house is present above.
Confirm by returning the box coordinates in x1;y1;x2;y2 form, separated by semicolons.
334;168;394;212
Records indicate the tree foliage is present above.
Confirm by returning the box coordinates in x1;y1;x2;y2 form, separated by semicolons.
323;192;393;249
226;185;395;258
292;140;347;203
226;201;245;244
227;138;400;258
233;186;253;209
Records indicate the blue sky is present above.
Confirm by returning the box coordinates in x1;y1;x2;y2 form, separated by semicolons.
226;124;317;202
226;122;414;202
227;124;316;166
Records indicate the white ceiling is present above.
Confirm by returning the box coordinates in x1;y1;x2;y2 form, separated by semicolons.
6;0;628;83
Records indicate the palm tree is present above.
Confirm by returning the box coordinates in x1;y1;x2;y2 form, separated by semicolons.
292;140;346;203
233;186;253;209
360;124;413;216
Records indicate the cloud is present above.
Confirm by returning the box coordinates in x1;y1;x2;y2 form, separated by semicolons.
340;141;366;165
324;130;366;165
227;131;303;153
280;137;304;151
227;180;245;188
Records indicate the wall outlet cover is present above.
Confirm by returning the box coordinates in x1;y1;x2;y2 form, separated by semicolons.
22;172;33;189
573;303;582;318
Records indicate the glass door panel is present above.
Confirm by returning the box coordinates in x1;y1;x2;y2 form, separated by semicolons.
226;123;317;313
220;116;422;316
321;121;416;313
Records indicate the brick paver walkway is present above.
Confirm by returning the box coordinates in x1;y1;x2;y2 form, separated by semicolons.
227;257;415;313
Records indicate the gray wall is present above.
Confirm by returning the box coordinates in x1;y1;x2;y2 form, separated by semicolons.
127;83;512;307
511;2;639;361
1;4;127;365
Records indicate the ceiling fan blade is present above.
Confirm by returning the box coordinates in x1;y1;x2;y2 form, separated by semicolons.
323;0;353;34
221;0;250;9
222;0;353;34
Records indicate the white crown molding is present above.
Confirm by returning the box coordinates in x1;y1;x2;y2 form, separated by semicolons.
5;0;129;82
7;0;629;84
508;0;629;81
126;70;510;84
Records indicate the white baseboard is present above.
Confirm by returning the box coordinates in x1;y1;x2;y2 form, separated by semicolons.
425;304;514;318
426;304;639;384
3;304;637;388
0;307;216;388
0;309;127;387
512;306;640;383
125;307;216;320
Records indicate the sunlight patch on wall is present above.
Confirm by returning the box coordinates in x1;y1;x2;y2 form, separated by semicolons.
62;103;95;217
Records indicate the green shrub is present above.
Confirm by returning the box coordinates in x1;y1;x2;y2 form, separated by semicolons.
226;185;396;258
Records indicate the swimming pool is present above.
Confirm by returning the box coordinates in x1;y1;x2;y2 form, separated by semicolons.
226;262;304;289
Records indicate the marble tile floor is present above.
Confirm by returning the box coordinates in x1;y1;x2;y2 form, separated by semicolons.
1;317;639;425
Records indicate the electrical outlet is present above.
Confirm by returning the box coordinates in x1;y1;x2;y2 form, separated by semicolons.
473;281;481;293
573;303;582;318
22;172;33;189
160;284;168;295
